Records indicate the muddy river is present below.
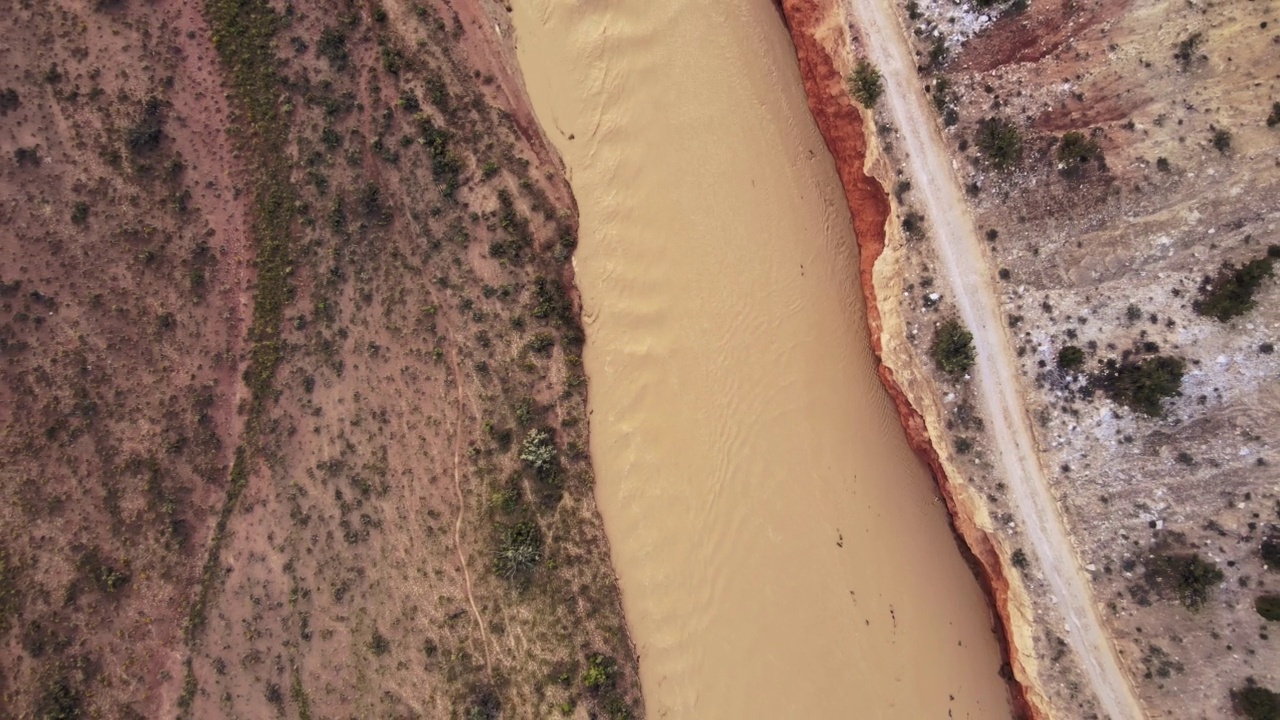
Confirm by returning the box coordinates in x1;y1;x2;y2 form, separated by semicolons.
511;1;1013;716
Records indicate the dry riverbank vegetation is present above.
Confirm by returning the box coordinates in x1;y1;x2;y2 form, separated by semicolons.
871;0;1280;716
0;0;639;717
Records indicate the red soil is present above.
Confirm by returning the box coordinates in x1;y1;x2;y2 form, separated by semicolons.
776;1;1043;717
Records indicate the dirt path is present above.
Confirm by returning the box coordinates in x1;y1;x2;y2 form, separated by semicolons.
447;347;493;677
843;1;1145;718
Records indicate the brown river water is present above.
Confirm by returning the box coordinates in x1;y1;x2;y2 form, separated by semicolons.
511;1;1013;717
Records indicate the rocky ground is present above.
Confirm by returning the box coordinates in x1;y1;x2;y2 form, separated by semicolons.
0;0;639;717
862;0;1280;717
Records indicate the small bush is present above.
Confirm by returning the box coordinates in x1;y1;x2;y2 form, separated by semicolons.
1059;129;1100;166
1269;102;1280;129
1174;33;1202;70
1212;128;1232;153
847;60;884;107
1256;595;1280;621
1232;678;1280;720
975;117;1023;169
519;429;557;473
494;521;542;580
1195;256;1274;321
70;201;89;225
931;318;976;376
14;146;39;166
126;96;164;153
1057;345;1085;371
37;678;82;720
317;27;349;70
1093;355;1184;416
0;87;18;113
582;654;617;690
1263;533;1280;569
370;630;391;656
1011;548;1029;570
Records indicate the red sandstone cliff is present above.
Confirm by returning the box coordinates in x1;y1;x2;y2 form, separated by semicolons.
775;1;1043;717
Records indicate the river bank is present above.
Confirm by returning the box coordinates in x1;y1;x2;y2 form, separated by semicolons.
511;0;1014;716
774;0;1044;716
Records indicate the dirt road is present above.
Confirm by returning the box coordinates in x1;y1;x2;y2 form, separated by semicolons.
843;1;1146;718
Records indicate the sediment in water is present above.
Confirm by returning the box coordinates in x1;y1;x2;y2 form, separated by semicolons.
775;1;1044;717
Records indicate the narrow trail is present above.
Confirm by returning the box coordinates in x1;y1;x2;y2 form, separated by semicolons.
394;189;491;670
844;0;1145;717
447;349;493;677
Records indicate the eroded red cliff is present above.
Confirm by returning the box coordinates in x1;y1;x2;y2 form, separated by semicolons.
775;1;1041;717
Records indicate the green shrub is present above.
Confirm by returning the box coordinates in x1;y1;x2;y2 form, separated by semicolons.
70;201;89;225
1195;256;1274;321
317;27;349;69
976;117;1023;169
582;653;617;690
1175;33;1202;70
13;146;39;166
0;87;18;113
369;630;391;656
1263;534;1280;569
126;97;164;153
1232;678;1280;720
928;39;947;69
1057;345;1085;371
931;318;976;376
847;60;883;107
494;521;542;580
1269;102;1280;128
37;678;82;720
519;429;556;472
1256;595;1280;621
1093;355;1184;416
1010;548;1029;570
1057;131;1101;172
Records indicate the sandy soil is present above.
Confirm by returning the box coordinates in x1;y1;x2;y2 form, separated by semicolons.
0;0;639;717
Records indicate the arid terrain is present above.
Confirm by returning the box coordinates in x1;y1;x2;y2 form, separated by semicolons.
0;0;640;718
803;0;1280;716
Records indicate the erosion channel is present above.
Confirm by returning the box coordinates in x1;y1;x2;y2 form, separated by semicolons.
511;1;1014;716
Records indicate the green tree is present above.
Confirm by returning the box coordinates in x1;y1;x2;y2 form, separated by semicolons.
519;429;557;473
1057;345;1086;371
931;318;976;376
1232;678;1280;720
848;60;884;107
976;117;1023;169
1145;552;1223;610
1256;595;1280;622
1195;256;1275;321
1213;127;1232;153
494;521;542;580
1057;131;1101;175
1093;356;1185;416
582;654;617;690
